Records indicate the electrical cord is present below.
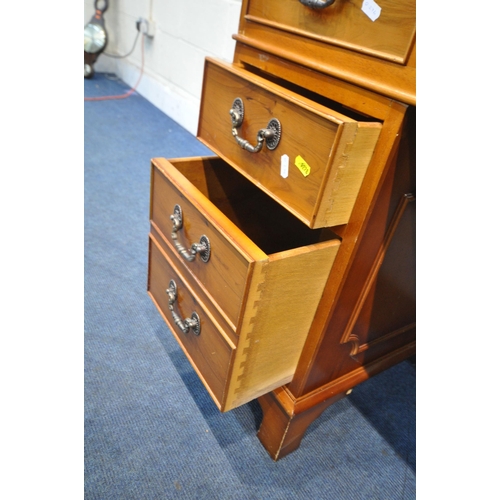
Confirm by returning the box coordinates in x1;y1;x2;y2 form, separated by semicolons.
84;33;145;101
104;30;140;59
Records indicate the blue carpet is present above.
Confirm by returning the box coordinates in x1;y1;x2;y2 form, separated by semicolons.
85;73;416;499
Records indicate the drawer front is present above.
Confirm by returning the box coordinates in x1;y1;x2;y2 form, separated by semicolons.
244;0;416;65
150;158;258;330
198;58;382;228
148;235;234;408
151;156;343;329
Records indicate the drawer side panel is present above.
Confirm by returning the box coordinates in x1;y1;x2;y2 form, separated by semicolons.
316;122;382;227
223;239;341;411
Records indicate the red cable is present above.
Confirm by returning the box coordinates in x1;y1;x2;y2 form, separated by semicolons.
85;34;145;101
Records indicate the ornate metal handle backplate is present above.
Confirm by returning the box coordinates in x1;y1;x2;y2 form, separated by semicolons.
299;0;336;8
229;98;282;153
170;204;211;263
166;279;201;335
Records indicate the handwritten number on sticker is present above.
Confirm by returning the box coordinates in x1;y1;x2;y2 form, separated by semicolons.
295;155;311;177
362;0;381;22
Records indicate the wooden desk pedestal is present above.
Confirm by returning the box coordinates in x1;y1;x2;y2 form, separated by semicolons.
148;0;415;460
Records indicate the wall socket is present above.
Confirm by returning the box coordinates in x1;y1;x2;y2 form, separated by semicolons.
136;17;155;38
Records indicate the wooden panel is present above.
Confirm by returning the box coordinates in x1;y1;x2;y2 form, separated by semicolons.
245;0;416;65
234;43;395;121
151;156;342;329
233;28;416;105
149;221;341;412
257;340;415;460
150;222;240;348
289;104;414;396
345;195;416;358
147;235;234;408
151;157;260;330
314;123;387;227
224;240;340;410
198;58;381;228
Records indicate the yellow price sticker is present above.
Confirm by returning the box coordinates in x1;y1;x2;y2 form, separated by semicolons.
295;155;311;177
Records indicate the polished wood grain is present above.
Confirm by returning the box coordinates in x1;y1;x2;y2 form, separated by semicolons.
151;157;263;330
197;58;382;228
290;106;415;396
149;156;341;411
254;103;416;460
233;25;415;105
257;341;415;460
257;387;344;460
148;235;234;409
245;0;416;64
234;43;395;120
146;0;416;458
224;239;340;410
150;221;239;348
228;35;416;457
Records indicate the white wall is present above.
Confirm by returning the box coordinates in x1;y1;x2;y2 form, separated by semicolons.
84;0;242;135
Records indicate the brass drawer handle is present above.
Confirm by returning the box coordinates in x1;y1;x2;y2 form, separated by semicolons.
229;97;281;153
299;0;336;8
166;279;201;336
170;204;211;263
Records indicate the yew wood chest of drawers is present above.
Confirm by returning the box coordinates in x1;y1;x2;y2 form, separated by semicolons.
147;0;415;460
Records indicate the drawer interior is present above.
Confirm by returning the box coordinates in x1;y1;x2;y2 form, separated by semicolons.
171;157;338;255
240;63;379;123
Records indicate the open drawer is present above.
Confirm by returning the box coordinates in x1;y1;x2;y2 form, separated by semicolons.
197;58;382;229
148;156;341;411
